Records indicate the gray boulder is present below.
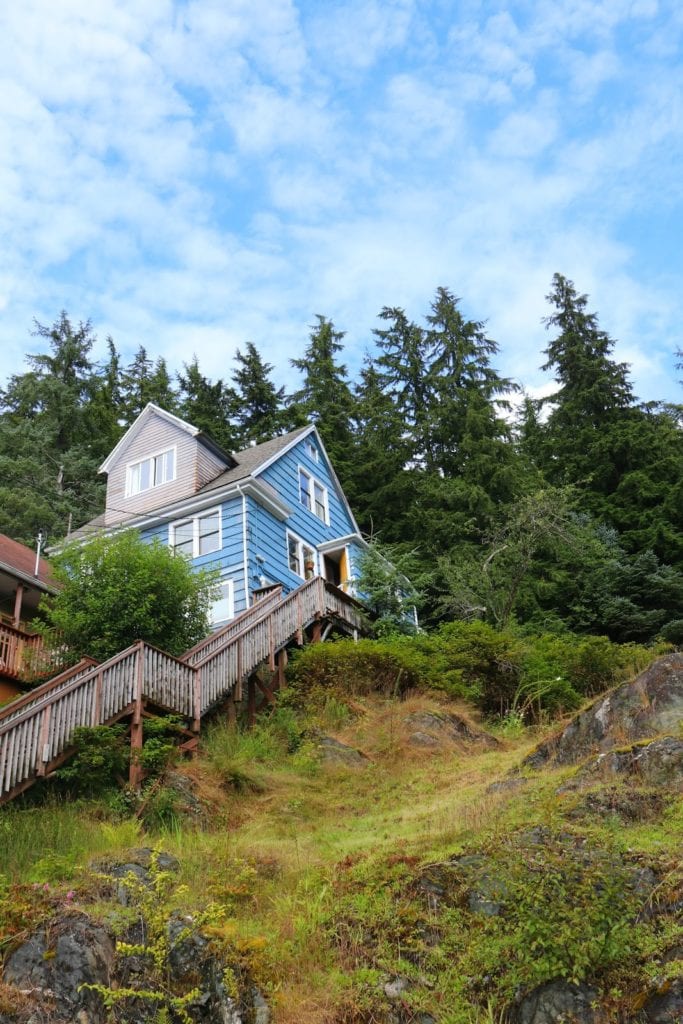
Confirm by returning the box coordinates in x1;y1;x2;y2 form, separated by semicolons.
636;978;683;1022
3;913;115;1024
514;979;599;1024
404;711;498;750
525;654;683;769
318;735;370;767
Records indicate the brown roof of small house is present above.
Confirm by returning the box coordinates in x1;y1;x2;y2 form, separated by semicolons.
0;533;58;591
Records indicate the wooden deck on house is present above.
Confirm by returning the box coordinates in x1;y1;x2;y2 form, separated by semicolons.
0;621;69;684
0;577;365;805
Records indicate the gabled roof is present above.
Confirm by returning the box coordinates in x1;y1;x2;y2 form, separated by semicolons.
199;425;311;493
99;403;235;474
0;533;58;592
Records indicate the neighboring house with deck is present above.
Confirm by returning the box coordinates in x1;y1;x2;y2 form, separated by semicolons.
71;403;368;626
0;533;58;696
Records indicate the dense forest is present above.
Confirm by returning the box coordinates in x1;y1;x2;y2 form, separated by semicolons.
1;273;681;644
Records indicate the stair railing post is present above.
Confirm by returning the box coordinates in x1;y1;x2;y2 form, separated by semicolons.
129;643;145;790
192;666;202;735
247;674;256;728
268;615;275;671
35;704;52;777
296;593;303;645
93;669;103;726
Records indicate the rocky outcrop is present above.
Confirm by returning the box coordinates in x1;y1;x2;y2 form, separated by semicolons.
403;711;499;750
637;978;683;1023
524;654;683;769
317;735;370;767
561;737;683;795
3;912;115;1024
513;979;599;1024
1;851;269;1024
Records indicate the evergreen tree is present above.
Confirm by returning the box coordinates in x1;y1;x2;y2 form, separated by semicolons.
231;342;286;446
120;347;178;423
177;357;237;454
346;359;413;540
373;306;434;467
0;313;108;543
539;274;682;563
289;316;356;473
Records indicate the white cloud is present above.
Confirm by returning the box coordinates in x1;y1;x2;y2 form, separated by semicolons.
0;0;682;414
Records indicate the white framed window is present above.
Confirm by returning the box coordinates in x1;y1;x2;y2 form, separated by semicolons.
210;577;234;625
126;448;176;497
170;508;221;559
304;439;319;462
287;532;317;579
298;467;328;523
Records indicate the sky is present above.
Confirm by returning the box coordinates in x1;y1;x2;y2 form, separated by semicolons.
1;0;683;406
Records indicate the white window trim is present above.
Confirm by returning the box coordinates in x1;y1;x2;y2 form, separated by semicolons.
170;506;222;559
297;465;329;524
286;530;318;580
210;576;235;625
125;445;177;498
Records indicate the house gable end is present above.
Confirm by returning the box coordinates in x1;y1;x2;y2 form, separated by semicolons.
102;406;228;527
252;426;360;536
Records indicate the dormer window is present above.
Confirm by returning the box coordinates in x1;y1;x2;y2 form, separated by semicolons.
126;448;176;497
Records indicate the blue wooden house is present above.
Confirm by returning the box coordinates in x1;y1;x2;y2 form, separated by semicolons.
74;404;368;627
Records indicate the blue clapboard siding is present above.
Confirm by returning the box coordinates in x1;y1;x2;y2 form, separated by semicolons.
139;496;248;615
253;434;358;593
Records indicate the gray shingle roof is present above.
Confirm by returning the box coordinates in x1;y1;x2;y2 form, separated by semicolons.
199;425;310;493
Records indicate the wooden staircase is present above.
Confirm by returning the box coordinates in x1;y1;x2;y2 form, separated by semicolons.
0;577;364;805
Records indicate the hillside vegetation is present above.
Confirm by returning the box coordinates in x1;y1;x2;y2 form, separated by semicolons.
0;643;681;1024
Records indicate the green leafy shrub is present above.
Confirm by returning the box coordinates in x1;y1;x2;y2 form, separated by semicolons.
287;625;658;720
56;726;129;795
37;530;217;661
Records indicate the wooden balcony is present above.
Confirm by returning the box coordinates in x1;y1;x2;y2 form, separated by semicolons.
0;622;66;683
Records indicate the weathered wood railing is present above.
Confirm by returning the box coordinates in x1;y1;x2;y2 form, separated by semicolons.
0;578;365;803
0;622;69;682
184;585;284;666
0;622;32;680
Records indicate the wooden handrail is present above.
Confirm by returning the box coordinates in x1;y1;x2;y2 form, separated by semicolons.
183;585;283;665
0;657;98;725
0;577;366;802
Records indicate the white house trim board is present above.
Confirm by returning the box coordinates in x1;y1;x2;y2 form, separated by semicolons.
317;533;368;554
99;403;202;474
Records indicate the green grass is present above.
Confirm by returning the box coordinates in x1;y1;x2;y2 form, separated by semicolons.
0;683;680;1024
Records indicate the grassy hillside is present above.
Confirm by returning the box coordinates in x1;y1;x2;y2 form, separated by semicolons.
0;662;680;1023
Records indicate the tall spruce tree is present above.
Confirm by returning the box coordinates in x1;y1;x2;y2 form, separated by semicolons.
0;314;108;543
373;306;434;467
177;357;237;453
539;274;683;562
289;316;356;475
231;342;286;446
120;346;178;422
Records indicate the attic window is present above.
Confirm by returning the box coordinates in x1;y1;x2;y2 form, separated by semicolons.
304;440;319;462
126;448;175;497
298;468;328;523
